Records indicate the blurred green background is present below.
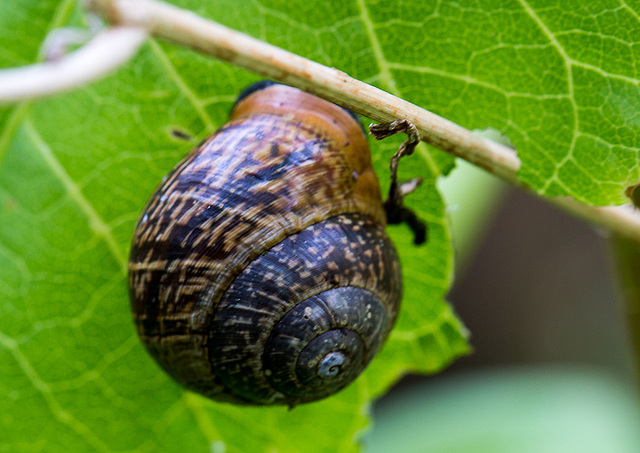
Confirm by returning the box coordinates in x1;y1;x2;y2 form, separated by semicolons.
364;158;640;453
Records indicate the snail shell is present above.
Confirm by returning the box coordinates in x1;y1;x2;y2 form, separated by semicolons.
128;82;402;405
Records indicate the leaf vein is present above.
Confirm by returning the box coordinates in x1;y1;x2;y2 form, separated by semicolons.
24;119;127;274
0;330;111;452
148;39;215;130
518;0;579;191
356;0;441;177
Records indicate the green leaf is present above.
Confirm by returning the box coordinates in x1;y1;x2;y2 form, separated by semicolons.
372;0;640;205
0;1;467;452
2;0;638;452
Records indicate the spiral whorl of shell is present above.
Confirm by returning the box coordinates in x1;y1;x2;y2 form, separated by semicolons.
128;83;402;405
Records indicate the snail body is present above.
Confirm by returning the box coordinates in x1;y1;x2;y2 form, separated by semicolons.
128;82;402;405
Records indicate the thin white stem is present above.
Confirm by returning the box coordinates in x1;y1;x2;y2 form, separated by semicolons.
89;0;521;183
1;0;639;242
0;26;147;103
87;0;640;242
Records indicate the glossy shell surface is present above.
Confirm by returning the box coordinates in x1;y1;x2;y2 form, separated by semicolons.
128;84;402;405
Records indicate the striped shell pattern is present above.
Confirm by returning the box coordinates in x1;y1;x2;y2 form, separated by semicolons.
128;82;402;406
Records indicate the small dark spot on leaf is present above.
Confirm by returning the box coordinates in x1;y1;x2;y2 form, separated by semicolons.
170;127;194;141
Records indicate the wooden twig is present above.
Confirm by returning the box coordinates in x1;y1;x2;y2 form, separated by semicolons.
0;0;639;241
88;0;640;242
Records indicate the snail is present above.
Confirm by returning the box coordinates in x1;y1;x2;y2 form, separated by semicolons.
128;81;426;406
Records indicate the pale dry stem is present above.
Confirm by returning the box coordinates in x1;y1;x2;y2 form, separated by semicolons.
0;0;637;242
